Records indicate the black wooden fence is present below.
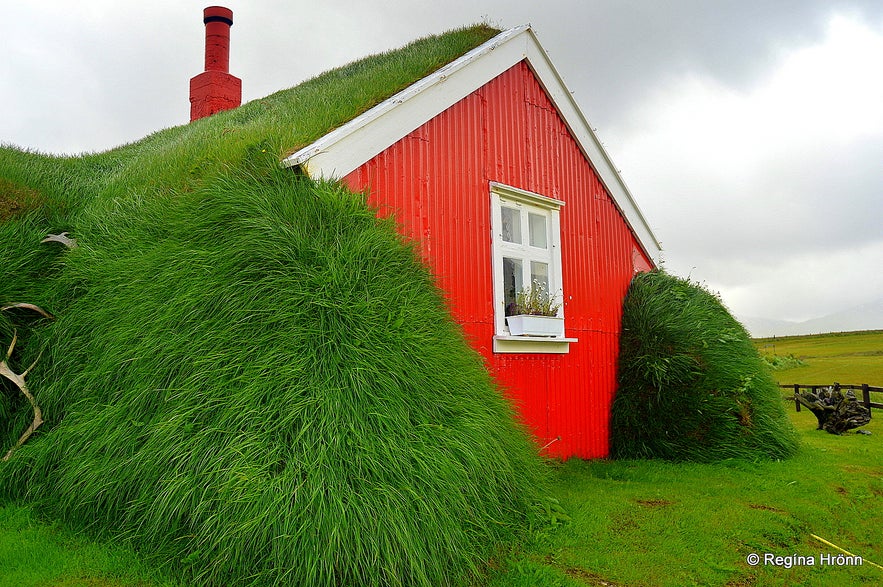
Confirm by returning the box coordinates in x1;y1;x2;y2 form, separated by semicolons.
779;383;883;416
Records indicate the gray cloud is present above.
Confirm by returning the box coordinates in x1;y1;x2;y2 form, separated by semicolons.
540;0;883;126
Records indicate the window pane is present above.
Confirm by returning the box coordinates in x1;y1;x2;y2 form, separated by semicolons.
503;257;523;316
531;261;549;293
528;212;547;249
501;206;522;244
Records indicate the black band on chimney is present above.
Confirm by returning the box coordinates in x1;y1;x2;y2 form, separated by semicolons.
204;15;233;25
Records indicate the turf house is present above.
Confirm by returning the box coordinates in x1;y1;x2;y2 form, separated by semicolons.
188;8;663;460
0;8;667;585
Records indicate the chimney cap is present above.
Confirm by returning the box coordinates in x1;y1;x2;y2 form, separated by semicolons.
204;6;233;26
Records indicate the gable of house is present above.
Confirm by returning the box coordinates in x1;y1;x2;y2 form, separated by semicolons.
284;25;660;267
344;60;648;457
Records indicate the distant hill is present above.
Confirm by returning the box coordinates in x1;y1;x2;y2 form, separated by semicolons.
741;298;883;338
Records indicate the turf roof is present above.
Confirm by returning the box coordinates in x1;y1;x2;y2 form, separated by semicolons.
1;23;499;216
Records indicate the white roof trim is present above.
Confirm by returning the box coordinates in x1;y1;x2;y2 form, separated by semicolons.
282;26;661;263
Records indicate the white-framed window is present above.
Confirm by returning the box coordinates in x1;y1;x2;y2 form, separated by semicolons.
489;182;575;354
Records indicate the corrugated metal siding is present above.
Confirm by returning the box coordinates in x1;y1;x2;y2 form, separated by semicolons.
344;61;651;459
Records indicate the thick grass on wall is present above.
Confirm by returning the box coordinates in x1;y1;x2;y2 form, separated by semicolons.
611;270;799;462
0;169;545;586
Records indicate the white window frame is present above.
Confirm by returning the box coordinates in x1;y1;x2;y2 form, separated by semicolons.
489;182;576;354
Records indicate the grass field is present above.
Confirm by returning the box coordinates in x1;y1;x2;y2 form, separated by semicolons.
493;407;882;586
3;404;881;587
755;330;883;386
3;330;881;586
0;505;182;587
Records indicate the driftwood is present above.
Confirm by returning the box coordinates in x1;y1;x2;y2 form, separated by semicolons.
795;383;871;434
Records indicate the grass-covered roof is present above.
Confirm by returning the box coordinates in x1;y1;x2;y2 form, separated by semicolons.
1;25;547;587
1;24;498;223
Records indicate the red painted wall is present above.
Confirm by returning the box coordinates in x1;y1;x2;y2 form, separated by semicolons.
344;61;653;459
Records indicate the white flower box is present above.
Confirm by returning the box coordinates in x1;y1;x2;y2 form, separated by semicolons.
506;314;564;337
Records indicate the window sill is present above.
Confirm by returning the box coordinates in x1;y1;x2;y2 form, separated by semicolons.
493;335;577;354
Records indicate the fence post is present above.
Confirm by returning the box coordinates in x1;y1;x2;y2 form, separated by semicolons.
862;384;872;419
794;383;801;412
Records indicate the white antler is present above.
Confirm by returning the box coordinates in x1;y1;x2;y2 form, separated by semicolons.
41;232;77;248
1;303;53;461
0;331;44;461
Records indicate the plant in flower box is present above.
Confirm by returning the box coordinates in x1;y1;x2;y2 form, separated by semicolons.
506;282;564;337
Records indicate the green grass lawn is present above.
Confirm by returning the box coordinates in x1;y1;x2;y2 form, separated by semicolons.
4;403;881;587
755;330;883;386
491;407;882;586
0;505;182;587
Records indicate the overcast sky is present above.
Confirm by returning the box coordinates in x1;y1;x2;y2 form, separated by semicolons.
3;0;882;329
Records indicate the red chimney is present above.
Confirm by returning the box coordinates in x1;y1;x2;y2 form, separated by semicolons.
189;6;242;121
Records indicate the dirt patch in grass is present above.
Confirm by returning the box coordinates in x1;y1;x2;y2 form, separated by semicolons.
538;554;619;586
748;503;785;513
635;498;675;507
840;464;883;477
0;178;44;222
610;512;639;533
561;566;619;586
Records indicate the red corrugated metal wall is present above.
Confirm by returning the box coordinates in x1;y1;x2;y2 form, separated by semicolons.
344;61;653;459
